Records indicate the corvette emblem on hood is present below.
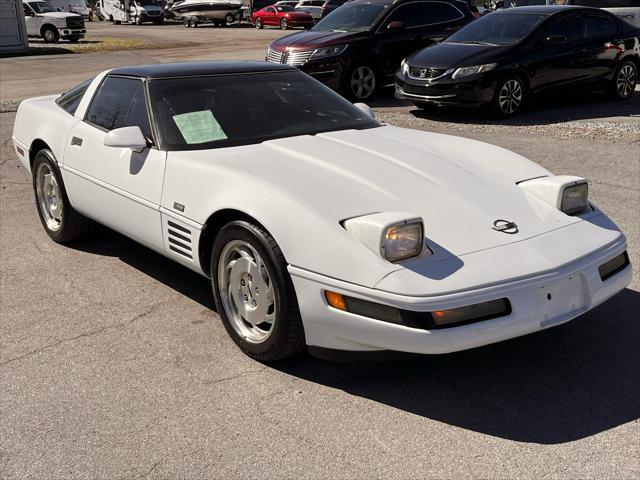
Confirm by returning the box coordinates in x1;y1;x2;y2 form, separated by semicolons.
492;219;519;234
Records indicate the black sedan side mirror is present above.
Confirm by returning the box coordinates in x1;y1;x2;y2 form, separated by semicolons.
544;35;567;46
387;21;406;32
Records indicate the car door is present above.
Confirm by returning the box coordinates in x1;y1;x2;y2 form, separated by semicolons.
263;6;277;25
62;75;166;252
23;3;40;35
528;14;586;92
579;12;622;83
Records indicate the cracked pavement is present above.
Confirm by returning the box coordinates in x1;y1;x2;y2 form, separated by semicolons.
1;22;639;479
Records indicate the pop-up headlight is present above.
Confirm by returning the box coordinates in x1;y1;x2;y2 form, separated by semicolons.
519;175;589;216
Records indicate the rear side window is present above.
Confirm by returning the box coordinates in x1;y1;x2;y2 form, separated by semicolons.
85;76;151;138
571;0;639;7
584;15;618;36
427;2;465;22
56;78;93;115
546;16;582;42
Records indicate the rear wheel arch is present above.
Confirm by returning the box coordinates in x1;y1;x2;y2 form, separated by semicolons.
198;209;274;277
29;139;52;171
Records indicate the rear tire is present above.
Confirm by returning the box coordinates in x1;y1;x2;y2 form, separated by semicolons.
609;60;637;100
225;13;234;23
189;16;198;27
280;18;288;29
211;221;306;362
32;150;93;244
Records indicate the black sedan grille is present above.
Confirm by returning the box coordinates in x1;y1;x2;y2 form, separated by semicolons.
66;16;85;28
409;67;448;80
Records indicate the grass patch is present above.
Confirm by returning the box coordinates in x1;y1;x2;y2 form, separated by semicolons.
65;37;146;53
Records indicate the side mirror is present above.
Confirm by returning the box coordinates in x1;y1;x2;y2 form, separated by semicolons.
386;20;406;32
544;35;567;46
354;102;375;120
103;126;148;152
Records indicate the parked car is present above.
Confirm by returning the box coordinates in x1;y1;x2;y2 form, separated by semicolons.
396;5;640;116
22;0;86;43
253;5;314;29
267;0;475;100
295;0;325;19
566;0;640;27
320;0;348;18
12;61;632;361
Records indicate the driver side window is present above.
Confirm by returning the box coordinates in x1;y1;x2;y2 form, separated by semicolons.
546;16;582;43
85;76;152;139
23;3;33;15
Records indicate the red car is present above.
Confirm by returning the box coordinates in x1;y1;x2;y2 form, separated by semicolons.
252;5;314;30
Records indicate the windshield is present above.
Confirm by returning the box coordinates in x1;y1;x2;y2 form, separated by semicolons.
149;71;379;151
313;3;388;32
28;1;57;13
446;12;546;45
276;5;294;11
505;0;548;6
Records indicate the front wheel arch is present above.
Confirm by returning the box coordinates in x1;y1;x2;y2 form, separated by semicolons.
199;209;272;277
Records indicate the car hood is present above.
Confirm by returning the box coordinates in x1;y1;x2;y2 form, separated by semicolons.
165;125;589;287
38;11;82;18
271;30;366;50
408;42;512;68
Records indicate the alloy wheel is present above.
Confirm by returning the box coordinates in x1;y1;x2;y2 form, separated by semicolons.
35;162;63;232
350;65;376;99
617;64;636;98
498;79;523;115
218;240;276;344
280;18;288;29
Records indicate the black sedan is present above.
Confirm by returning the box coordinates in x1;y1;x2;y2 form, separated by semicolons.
395;6;640;116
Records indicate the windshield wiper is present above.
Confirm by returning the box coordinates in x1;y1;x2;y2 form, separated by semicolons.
459;40;499;46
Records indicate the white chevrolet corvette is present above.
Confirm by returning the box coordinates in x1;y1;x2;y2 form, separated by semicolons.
12;61;632;361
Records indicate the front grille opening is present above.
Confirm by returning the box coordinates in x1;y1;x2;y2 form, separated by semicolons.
598;251;630;281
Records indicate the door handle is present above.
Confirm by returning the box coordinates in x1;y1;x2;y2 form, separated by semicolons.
71;136;83;146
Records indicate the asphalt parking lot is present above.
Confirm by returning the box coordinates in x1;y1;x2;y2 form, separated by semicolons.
1;21;639;479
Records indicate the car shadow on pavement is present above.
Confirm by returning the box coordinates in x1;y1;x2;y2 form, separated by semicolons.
275;287;640;445
411;89;640;126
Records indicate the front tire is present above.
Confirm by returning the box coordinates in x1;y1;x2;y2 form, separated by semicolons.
211;221;305;361
189;16;198;27
42;26;59;43
610;60;637;100
345;63;377;101
32;150;93;243
493;75;525;117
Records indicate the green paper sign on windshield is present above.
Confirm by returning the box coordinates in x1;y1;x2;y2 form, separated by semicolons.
172;110;228;144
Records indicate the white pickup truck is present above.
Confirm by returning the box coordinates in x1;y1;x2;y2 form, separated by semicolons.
23;0;86;43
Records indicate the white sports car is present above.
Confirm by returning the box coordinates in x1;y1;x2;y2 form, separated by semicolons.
12;62;632;361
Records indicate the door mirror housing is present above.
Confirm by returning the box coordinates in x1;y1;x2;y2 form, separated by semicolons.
386;20;406;31
544;35;567;46
354;102;375;120
103;126;148;153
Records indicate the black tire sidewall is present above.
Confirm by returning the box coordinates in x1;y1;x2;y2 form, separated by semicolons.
210;221;301;361
344;62;378;102
255;18;262;28
280;18;287;29
43;27;58;43
32;150;71;242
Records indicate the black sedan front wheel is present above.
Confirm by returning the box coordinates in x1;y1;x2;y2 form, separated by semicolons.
493;75;525;118
611;60;637;100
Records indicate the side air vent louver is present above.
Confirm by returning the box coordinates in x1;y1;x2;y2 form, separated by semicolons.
167;220;193;260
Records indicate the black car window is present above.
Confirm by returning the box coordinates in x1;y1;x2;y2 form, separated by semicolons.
148;70;379;151
276;5;294;11
23;3;32;15
313;2;387;32
546;16;582;43
86;76;152;138
584;15;617;36
446;12;545;45
385;1;463;29
56;78;93;115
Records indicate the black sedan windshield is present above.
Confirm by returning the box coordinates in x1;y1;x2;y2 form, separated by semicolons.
149;71;379;151
312;3;388;32
446;12;546;45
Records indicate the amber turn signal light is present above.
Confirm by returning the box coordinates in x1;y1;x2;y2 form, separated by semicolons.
324;291;347;311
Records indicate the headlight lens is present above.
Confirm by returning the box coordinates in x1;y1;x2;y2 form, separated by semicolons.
400;59;409;75
382;221;423;262
310;44;348;59
451;63;497;79
561;182;589;215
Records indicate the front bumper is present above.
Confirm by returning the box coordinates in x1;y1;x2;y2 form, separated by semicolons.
289;232;631;354
395;70;496;106
60;28;86;38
